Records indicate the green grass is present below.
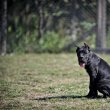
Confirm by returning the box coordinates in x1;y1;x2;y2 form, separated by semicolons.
0;53;110;110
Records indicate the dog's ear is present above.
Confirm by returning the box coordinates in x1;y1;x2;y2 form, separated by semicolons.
84;43;89;47
84;43;90;51
76;47;80;53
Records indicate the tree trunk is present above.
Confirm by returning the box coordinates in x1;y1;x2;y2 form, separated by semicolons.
35;0;44;40
38;5;44;40
96;0;106;49
0;0;7;55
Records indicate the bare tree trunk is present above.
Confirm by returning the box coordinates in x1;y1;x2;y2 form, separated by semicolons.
0;0;7;55
38;5;44;39
35;0;44;40
96;0;106;49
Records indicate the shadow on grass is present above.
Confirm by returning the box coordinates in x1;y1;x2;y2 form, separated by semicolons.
33;95;104;100
33;95;86;101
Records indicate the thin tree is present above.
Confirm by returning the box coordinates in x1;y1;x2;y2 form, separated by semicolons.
35;0;44;40
0;0;7;55
96;0;107;49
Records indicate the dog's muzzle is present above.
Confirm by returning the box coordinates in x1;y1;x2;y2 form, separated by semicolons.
79;63;85;68
78;59;86;68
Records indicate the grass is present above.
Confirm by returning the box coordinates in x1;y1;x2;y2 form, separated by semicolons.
0;53;110;110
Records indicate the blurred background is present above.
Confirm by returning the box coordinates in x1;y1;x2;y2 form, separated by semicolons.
0;0;110;54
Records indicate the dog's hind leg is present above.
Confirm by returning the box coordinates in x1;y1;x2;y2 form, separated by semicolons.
98;86;110;98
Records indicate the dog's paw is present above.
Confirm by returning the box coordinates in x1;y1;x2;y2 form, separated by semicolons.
86;94;98;99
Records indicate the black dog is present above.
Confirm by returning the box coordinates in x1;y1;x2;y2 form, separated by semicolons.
76;43;110;98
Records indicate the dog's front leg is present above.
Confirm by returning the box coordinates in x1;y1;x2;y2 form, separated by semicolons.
87;75;98;98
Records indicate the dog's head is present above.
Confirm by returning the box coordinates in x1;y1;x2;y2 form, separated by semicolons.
76;43;91;68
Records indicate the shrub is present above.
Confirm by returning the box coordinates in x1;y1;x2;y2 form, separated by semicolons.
39;31;67;53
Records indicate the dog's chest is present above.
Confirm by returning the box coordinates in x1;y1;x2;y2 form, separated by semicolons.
85;65;97;76
85;66;92;76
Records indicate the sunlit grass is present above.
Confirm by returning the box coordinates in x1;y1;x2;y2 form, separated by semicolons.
0;53;110;109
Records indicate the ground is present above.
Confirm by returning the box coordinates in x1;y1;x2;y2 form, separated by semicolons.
0;53;110;110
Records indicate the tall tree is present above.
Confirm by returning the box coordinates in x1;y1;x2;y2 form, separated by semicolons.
96;0;106;49
35;0;45;40
0;0;7;55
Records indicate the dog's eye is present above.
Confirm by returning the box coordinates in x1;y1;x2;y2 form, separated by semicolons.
83;51;87;54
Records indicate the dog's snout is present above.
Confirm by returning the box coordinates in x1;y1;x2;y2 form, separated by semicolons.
80;56;83;58
79;54;84;58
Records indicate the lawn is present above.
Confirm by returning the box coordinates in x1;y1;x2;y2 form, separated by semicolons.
0;53;110;110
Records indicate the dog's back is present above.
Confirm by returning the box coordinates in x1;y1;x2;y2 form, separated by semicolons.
97;57;110;77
